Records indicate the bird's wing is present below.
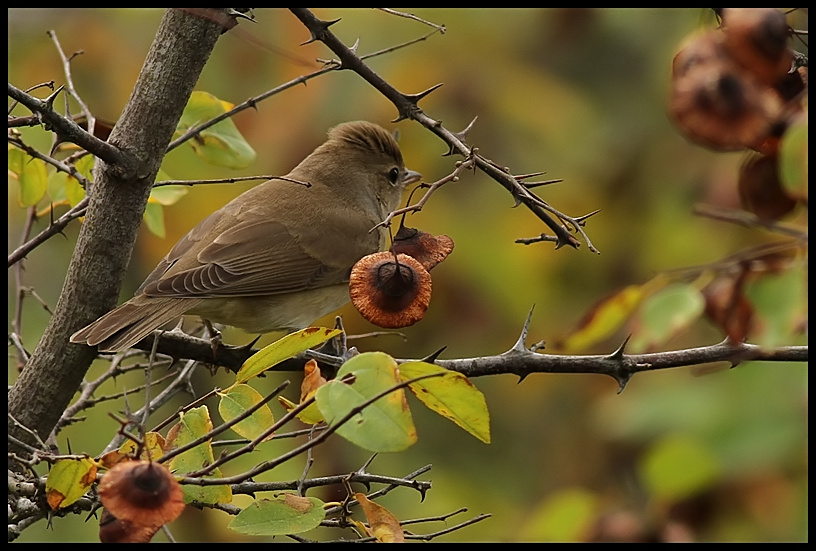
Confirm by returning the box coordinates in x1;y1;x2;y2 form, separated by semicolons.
138;205;353;298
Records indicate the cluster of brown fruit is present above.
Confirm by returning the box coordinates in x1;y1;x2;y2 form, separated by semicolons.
669;8;807;222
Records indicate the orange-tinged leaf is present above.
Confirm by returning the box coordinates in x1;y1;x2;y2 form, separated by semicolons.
98;432;167;468
558;285;646;352
300;359;328;402
45;456;99;510
276;359;328;424
355;493;405;543
703;273;754;343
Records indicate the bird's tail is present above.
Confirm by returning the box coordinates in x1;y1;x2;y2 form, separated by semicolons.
70;296;200;353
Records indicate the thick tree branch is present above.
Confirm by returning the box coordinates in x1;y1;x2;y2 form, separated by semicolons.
8;8;231;463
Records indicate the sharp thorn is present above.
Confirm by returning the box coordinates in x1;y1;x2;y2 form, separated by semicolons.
608;335;631;361
511;305;535;352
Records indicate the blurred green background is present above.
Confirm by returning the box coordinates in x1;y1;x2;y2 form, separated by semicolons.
8;8;807;542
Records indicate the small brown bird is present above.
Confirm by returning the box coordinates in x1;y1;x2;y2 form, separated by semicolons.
71;121;421;352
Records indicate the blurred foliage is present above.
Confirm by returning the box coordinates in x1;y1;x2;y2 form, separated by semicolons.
8;8;807;542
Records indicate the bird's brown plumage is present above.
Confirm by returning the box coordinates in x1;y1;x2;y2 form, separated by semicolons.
70;121;420;352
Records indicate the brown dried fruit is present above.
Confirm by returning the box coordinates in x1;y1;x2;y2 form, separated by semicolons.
703;272;754;344
350;252;432;328
98;508;161;544
738;153;797;221
98;460;184;531
390;225;454;271
721;8;793;87
669;30;783;153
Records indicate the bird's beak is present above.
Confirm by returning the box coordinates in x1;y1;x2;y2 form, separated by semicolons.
403;169;422;185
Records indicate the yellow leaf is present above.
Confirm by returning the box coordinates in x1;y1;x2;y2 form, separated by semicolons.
233;327;341;387
398;361;490;443
278;395;325;425
45;456;99;510
176;91;256;169
8;146;48;207
217;384;275;441
166;406;232;505
557;285;645;352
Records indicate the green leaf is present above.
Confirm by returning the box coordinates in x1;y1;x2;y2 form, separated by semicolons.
398;361;491;443
218;384;275;441
229;493;326;536
47;170;69;204
518;487;599;542
638;433;720;501
744;260;807;349
59;154;95;208
143;171;188;238
233;327;341;386
8;146;48;206
65;171;87;208
45;456;99;510
177;91;256;169
628;282;705;352
166;406;232;505
148;185;188;206
316;352;417;452
778;116;807;202
142;201;166;238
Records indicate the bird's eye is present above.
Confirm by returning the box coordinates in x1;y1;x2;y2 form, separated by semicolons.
387;167;401;185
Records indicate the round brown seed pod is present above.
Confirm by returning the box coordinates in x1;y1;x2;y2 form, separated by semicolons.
98;460;184;529
721;8;793;87
98;508;161;544
350;252;432;329
391;225;454;271
669;30;783;152
738;152;797;221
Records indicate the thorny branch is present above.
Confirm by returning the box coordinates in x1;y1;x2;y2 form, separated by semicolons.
289;8;593;251
7;8;808;543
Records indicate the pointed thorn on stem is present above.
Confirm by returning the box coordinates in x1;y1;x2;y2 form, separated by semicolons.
43;84;65;108
607;335;631;361
403;83;444;105
421;346;448;363
511;305;536;352
455;116;479;142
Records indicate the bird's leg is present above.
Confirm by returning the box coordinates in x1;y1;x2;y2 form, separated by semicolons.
202;319;223;359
